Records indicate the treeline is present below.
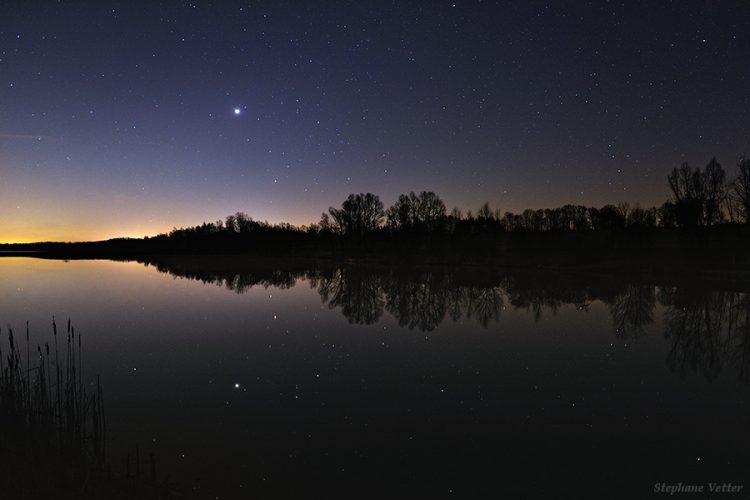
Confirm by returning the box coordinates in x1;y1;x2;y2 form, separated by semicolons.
161;155;750;241
5;155;750;265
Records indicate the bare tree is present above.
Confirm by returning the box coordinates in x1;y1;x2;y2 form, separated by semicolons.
414;191;447;231
318;212;338;234
385;193;414;230
329;193;385;235
628;203;658;227
587;207;599;230
598;204;625;230
733;156;750;223
658;201;678;227
667;162;705;227
703;157;727;225
574;205;589;231
521;209;536;230
502;212;517;231
477;202;494;221
668;162;704;202
617;201;631;225
386;191;446;231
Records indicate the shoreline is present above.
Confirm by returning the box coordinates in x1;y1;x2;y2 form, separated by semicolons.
3;249;750;292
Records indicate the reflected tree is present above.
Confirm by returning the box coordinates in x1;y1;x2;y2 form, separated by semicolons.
464;286;504;328
446;286;469;322
608;285;656;340
504;275;593;322
137;256;750;384
383;271;449;331
733;293;750;384
316;268;385;325
661;288;739;382
142;257;304;293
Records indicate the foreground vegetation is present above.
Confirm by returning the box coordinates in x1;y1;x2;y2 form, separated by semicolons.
0;321;175;499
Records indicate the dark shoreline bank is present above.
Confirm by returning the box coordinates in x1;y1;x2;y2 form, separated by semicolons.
3;225;750;291
3;249;750;294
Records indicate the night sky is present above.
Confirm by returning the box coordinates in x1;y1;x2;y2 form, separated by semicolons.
1;1;748;242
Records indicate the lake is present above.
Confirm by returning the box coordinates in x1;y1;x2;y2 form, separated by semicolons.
1;256;748;498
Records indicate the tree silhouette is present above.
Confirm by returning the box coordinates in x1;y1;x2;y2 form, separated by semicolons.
665;159;728;226
328;193;385;235
502;211;519;231
318;212;336;234
385;191;447;232
414;191;447;231
627;203;657;228
596;205;625;230
17;150;750;266
667;162;705;227
385;193;414;231
703;157;727;225
477;202;494;221
658;201;678;227
733;156;750;223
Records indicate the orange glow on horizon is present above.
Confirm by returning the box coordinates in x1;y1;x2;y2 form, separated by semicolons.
0;223;173;244
0;216;319;244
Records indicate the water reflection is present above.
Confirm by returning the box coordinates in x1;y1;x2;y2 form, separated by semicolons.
609;284;656;340
136;256;750;383
660;286;750;383
311;267;385;325
145;256;305;292
384;270;452;330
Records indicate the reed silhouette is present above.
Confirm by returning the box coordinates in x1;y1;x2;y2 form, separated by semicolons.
0;321;176;499
1;320;104;498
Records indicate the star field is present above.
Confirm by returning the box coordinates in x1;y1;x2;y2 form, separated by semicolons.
0;1;748;241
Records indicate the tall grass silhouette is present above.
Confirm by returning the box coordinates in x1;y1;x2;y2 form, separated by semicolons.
0;320;175;498
0;319;105;497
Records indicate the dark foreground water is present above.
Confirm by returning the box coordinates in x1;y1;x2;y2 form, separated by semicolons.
1;256;749;498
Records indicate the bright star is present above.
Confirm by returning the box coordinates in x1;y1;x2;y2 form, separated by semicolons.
233;108;241;115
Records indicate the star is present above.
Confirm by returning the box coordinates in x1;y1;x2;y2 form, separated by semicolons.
233;108;241;115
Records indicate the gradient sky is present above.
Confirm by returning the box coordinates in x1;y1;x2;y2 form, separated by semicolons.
1;0;749;242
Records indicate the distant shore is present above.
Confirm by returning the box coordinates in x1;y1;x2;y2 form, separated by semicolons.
3;226;750;289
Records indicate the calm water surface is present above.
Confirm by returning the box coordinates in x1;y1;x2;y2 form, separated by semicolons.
1;257;748;498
